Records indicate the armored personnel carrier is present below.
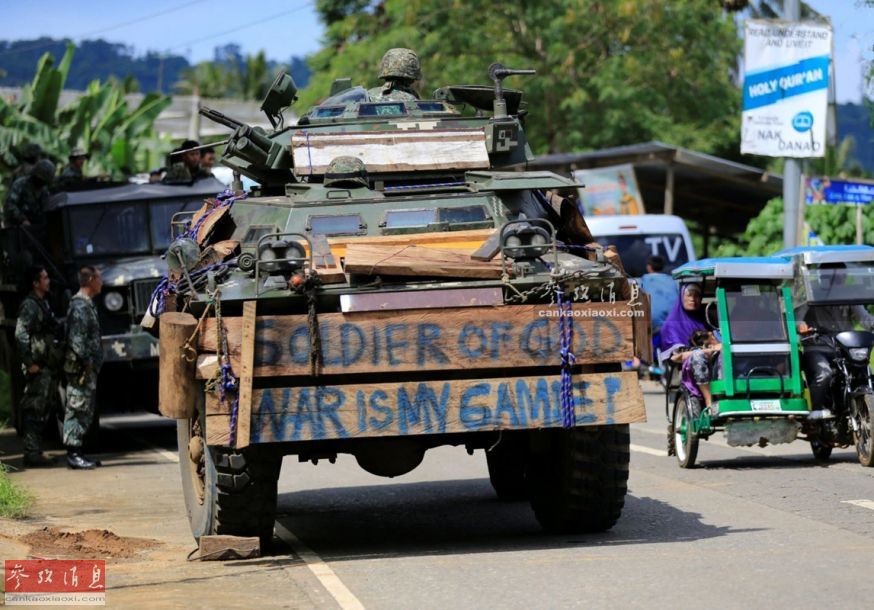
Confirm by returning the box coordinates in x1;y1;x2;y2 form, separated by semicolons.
157;63;649;548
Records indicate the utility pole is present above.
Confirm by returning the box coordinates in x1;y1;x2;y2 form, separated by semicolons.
783;0;801;248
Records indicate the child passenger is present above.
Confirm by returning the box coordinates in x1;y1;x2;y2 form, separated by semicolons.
679;330;722;415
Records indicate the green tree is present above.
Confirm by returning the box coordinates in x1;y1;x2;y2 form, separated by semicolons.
0;43;171;193
714;196;874;257
302;0;742;155
174;50;275;101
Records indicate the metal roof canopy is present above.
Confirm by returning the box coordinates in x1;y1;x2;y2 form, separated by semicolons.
775;245;874;265
528;141;782;240
48;177;227;208
673;256;795;280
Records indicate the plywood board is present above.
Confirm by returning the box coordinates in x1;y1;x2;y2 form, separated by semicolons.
632;290;652;361
343;243;504;278
197;303;636;377
291;129;490;175
234;301;256;449
206;371;645;445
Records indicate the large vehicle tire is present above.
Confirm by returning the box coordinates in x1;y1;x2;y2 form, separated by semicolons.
178;394;281;550
853;394;874;468
672;395;699;469
485;433;528;501
527;425;630;534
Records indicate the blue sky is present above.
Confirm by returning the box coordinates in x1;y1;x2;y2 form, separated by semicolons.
4;0;872;103
4;0;324;62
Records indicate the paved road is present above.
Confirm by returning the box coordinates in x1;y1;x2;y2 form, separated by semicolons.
3;382;874;608
274;382;874;608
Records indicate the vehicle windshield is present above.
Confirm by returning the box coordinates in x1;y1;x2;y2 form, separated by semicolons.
68;203;150;256
317;86;368;107
801;262;874;305
725;284;787;343
150;199;206;250
594;233;690;277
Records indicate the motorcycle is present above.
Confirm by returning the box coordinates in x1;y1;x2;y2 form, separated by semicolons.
802;329;874;467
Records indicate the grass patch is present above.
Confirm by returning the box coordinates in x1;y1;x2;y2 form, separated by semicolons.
0;463;33;519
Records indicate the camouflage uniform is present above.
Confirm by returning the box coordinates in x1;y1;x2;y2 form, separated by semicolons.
3;175;50;227
13;162;35;181
57;163;83;189
367;82;419;102
162;163;211;184
14;292;61;457
367;48;421;102
63;292;103;448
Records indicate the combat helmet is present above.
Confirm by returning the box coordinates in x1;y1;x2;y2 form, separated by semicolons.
31;159;56;183
20;143;43;163
324;156;368;188
378;48;422;82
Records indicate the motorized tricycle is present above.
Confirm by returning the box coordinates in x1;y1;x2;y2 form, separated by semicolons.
664;257;809;467
776;245;874;467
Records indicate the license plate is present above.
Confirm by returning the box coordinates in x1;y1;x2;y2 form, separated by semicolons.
750;399;781;412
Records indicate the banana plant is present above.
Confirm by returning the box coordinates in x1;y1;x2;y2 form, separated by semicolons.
1;43;172;195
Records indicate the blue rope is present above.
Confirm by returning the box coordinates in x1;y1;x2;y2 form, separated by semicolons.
147;260;236;317
149;188;247;317
305;131;314;176
557;287;576;428
221;361;240;447
178;188;246;242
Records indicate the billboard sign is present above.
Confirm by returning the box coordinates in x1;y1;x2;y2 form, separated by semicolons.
572;164;645;216
741;20;832;158
805;177;874;206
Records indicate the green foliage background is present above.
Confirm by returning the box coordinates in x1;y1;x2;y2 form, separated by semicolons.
713;197;874;257
0;43;172;198
301;0;742;156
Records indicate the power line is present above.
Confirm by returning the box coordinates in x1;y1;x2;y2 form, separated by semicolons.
166;3;313;52
0;0;210;57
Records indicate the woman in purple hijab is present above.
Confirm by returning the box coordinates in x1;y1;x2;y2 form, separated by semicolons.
658;283;707;364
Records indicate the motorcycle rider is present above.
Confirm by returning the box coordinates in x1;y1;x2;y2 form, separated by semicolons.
797;262;874;417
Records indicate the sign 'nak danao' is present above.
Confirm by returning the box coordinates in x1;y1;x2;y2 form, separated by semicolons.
741;20;832;158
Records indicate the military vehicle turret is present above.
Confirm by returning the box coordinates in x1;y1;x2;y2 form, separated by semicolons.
156;62;649;548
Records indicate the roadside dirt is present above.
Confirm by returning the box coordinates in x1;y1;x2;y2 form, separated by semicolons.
18;526;158;559
0;419;333;609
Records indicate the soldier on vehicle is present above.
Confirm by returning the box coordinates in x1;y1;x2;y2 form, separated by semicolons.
163;140;211;184
15;265;62;467
200;146;216;175
57;148;90;190
63;265;104;470
323;156;369;189
3;159;55;228
12;143;45;181
367;48;422;102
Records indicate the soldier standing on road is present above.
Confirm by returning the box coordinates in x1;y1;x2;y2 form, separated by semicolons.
367;48;422;102
57;148;89;190
15;265;62;467
63;266;104;470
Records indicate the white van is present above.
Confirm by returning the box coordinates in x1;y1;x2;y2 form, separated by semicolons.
585;214;696;278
